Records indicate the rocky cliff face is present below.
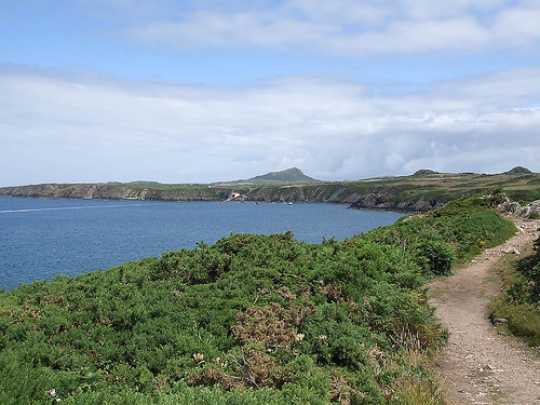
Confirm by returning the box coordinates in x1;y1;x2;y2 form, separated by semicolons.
240;185;448;211
349;192;444;211
498;199;540;219
0;183;452;212
0;184;229;201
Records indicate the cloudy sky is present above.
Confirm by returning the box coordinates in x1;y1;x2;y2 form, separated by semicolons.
1;0;540;186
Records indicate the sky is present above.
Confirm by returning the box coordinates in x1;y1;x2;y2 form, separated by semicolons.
1;0;540;186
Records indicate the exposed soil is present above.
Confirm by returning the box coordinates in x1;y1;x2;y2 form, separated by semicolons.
430;218;540;405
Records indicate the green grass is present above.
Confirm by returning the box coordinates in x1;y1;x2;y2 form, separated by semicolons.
229;172;540;205
490;236;540;346
3;171;540;208
0;198;515;404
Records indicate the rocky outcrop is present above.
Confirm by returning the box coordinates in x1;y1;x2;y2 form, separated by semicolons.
240;185;448;211
350;193;444;212
497;199;540;219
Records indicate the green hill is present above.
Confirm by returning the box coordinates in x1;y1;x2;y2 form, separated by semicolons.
247;167;319;184
505;166;533;175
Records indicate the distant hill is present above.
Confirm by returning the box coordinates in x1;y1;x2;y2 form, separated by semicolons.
413;169;440;176
247;167;319;184
3;167;540;211
505;166;533;175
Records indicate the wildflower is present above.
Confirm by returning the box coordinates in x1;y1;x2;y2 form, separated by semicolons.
193;352;205;364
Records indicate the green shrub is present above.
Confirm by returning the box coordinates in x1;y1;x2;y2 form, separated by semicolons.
490;237;540;346
0;198;515;403
414;240;455;276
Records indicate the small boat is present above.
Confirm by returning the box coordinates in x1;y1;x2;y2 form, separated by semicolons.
287;202;294;205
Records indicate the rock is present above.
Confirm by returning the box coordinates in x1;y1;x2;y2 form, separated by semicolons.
530;201;540;218
414;200;433;211
498;199;540;219
497;201;522;215
491;317;508;326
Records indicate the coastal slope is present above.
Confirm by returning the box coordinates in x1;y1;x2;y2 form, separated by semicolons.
0;197;516;404
1;167;540;212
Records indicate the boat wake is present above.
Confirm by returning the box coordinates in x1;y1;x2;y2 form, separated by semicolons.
0;204;152;214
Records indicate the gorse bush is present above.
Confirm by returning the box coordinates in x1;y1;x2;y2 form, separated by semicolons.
0;198;515;404
364;197;515;273
502;235;540;305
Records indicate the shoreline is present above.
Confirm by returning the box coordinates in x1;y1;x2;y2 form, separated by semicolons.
0;193;420;214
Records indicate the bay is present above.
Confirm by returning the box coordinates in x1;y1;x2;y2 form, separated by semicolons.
0;197;403;289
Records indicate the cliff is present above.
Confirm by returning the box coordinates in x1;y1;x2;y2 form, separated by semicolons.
2;169;539;212
0;183;229;201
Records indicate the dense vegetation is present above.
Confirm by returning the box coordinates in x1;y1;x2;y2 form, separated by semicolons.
491;234;540;345
0;199;515;404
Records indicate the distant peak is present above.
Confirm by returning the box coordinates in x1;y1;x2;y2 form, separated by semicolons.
505;166;532;175
280;167;303;174
248;167;319;183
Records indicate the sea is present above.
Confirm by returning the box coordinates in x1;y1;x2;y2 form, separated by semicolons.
0;197;403;290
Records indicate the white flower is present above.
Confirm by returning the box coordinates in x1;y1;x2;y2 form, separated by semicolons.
193;352;205;363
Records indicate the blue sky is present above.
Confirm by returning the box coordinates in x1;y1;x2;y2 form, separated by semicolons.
1;0;540;185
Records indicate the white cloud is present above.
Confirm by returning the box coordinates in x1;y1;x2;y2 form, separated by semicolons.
397;0;508;19
494;4;540;44
1;66;539;186
123;0;540;55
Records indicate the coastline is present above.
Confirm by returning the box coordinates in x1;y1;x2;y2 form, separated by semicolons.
0;183;439;213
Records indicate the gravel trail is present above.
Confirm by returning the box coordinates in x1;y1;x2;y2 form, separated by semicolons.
430;219;540;405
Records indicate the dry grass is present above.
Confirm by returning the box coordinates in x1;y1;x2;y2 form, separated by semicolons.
389;350;448;405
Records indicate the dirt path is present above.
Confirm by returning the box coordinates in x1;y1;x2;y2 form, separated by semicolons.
430;218;540;405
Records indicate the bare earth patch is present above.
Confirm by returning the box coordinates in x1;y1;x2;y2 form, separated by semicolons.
430;218;540;405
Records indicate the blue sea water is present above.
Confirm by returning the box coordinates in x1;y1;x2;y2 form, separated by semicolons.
0;197;403;290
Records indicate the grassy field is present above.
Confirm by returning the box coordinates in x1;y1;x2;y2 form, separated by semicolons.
217;171;540;194
124;171;540;205
0;198;516;404
347;172;540;202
